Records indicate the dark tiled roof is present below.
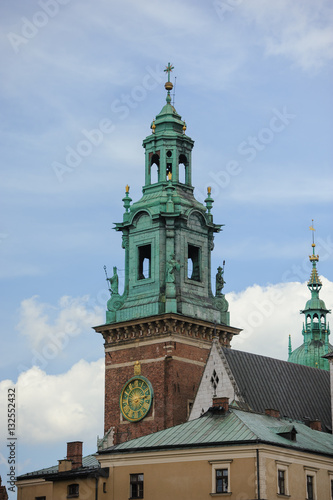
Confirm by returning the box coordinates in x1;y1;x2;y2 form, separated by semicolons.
16;454;100;480
222;347;331;432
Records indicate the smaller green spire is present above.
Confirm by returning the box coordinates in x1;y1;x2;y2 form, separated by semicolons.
288;222;332;370
288;335;292;357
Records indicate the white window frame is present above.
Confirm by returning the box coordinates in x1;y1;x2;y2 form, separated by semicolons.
276;461;290;496
304;467;318;500
209;460;232;495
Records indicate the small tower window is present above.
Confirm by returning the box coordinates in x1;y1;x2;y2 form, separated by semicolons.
150;153;159;184
188;244;200;281
138;244;151;280
179;154;187;184
166;150;173;180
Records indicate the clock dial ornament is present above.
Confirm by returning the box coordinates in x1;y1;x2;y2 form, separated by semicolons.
120;376;153;422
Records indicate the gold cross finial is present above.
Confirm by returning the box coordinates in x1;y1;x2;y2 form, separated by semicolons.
309;219;315;246
164;62;174;82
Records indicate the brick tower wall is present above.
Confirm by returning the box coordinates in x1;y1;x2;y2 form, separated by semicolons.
104;337;210;444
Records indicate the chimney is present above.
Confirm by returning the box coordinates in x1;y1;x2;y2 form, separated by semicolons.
212;396;229;412
265;408;280;418
309;420;322;432
67;441;83;469
58;459;72;472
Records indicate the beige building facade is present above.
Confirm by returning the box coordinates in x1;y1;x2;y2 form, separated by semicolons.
17;403;333;500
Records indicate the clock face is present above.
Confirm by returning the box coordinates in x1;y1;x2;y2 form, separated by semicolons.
120;376;153;422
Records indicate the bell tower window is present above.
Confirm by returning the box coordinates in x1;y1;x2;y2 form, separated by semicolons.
150;153;160;184
179;154;187;184
188;244;200;281
138;244;151;280
166;150;172;180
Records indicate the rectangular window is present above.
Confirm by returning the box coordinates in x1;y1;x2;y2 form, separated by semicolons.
67;483;79;498
187;244;200;281
216;469;228;493
130;473;144;499
307;475;314;500
278;469;285;495
138;245;151;280
210;460;232;494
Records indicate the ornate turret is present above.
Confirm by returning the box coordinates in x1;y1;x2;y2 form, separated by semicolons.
103;63;232;329
288;223;332;370
94;65;239;445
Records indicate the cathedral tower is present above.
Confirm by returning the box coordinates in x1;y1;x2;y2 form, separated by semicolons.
288;224;332;370
94;64;240;446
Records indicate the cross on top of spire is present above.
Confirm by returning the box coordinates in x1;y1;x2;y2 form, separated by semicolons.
164;62;174;82
309;219;319;263
164;62;174;103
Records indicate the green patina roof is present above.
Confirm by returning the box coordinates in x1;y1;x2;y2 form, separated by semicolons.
102;406;333;457
288;341;333;370
302;297;329;312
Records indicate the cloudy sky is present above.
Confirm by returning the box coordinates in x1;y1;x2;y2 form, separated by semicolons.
1;0;333;496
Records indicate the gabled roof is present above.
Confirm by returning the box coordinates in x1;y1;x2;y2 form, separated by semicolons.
222;347;331;432
100;407;333;457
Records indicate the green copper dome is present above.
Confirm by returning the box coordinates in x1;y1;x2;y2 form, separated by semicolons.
303;297;328;311
288;227;331;370
288;340;332;370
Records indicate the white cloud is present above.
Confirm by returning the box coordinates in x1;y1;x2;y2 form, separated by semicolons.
17;295;104;350
228;277;333;359
0;359;104;445
0;278;331;452
239;0;333;71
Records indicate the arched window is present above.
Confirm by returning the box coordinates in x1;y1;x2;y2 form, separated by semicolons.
138;244;151;280
188;244;200;281
150;153;159;184
179;154;187;184
166;150;173;180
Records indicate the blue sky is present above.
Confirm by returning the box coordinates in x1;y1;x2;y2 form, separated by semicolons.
0;0;333;497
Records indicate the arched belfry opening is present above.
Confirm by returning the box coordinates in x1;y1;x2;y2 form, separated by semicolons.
166;150;172;181
179;153;187;184
150;153;160;184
